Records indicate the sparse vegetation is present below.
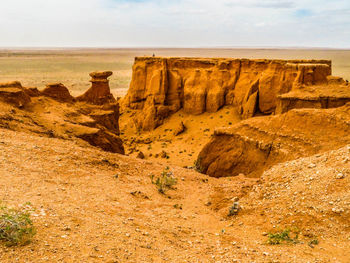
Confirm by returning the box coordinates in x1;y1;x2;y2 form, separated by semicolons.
0;203;36;247
267;228;299;245
173;204;183;210
228;201;240;216
151;167;177;194
308;239;319;248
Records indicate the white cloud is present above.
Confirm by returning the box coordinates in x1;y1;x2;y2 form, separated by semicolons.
0;0;349;48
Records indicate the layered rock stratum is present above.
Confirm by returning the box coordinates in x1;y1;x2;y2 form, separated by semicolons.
197;104;350;177
77;71;116;105
0;71;124;154
122;57;350;130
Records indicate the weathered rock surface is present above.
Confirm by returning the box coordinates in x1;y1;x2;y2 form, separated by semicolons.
25;87;41;97
197;104;350;178
276;80;350;114
174;121;186;136
0;81;31;108
123;57;335;130
41;83;74;102
77;71;116;105
87;104;120;135
0;77;124;154
76;128;124;154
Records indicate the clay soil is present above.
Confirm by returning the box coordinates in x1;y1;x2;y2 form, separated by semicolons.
1;128;350;262
120;106;242;168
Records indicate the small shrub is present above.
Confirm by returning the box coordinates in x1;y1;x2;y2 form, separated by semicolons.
151;167;177;194
173;204;183;210
308;239;319;248
0;203;36;246
228;201;239;216
267;228;299;245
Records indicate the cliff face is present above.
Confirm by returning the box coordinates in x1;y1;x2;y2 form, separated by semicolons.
123;57;332;130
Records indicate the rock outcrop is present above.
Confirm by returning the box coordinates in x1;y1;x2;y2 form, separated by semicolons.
276;78;350;114
41;83;74;102
0;76;124;155
76;128;123;154
77;71;116;105
123;57;336;130
197;104;350;178
0;81;31;108
86;105;120;135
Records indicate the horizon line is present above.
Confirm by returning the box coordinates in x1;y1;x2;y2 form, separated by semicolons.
0;46;349;51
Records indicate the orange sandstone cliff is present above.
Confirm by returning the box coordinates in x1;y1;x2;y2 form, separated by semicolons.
122;57;340;130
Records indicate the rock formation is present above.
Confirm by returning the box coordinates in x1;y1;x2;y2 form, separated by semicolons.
77;71;116;105
276;77;350;114
0;76;124;155
0;81;31;108
196;104;350;178
41;83;74;102
122;57;344;130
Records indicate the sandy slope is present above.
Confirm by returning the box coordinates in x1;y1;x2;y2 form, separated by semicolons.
1;128;349;262
120;105;241;168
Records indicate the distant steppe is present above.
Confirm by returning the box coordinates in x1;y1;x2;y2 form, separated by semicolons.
0;48;349;97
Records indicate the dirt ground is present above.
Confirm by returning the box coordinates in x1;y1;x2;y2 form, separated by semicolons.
120;106;241;168
1;128;349;262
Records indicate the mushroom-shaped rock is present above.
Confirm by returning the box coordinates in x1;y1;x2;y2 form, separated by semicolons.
42;83;74;102
77;71;116;105
0;81;31;108
90;71;113;79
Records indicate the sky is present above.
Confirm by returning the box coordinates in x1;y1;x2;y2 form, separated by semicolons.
1;0;350;48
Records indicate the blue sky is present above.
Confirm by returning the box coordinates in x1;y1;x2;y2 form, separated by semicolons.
1;0;349;48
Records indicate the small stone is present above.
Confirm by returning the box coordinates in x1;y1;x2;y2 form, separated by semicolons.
308;163;316;168
136;151;145;159
335;173;345;179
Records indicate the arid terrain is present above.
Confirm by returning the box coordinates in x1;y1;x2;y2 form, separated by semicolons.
1;48;350;97
1;48;350;262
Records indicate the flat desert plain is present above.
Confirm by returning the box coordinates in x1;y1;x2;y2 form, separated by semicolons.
1;48;349;98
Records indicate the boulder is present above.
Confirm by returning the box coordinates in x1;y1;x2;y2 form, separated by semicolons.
136;151;145;159
174;121;186;136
